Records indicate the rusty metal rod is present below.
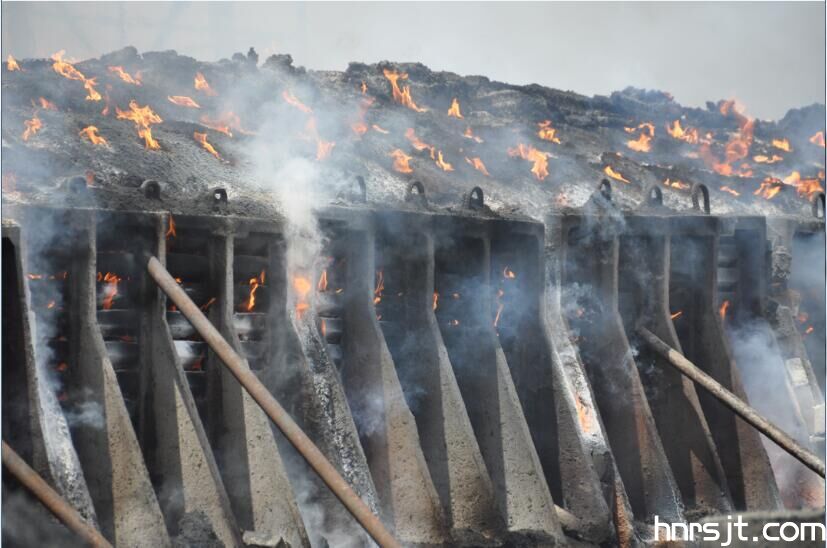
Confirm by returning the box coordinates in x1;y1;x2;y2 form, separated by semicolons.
2;441;112;547
146;256;400;548
636;326;825;478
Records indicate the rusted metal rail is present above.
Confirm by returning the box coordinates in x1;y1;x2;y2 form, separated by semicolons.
2;441;112;547
637;326;826;478
146;256;400;548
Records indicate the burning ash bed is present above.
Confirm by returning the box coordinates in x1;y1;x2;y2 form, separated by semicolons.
2;46;825;547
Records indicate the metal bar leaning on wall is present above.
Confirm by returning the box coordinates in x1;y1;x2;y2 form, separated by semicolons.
636;326;826;478
145;255;401;548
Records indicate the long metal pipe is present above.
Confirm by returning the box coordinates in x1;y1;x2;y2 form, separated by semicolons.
146;256;400;548
636;326;826;478
2;441;112;547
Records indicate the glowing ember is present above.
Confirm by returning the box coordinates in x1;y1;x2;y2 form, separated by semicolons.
503;266;516;279
37;97;57;110
603;165;629;184
166;215;176;239
771;138;791;152
108;66;141;85
433;292;439;311
282;90;313;113
390;149;413;173
22;116;42;141
754;177;782;200
244;271;266;311
51;51;101;101
7;55;21;72
719;300;730;321
199;111;252;137
194;131;222;160
382;68;427;112
116;100;163;150
809;131;825;148
537;120;561;144
372;124;389;134
671;310;683;320
753;154;783;164
508;143;550;181
463;126;483;143
666;120;699;144
465;157;490;176
663;178;689;190
79;126;107;146
447;97;463;119
720;186;740;197
434;150;454;172
194;72;217;96
168;95;200;108
100;272;122;310
373;270;385;305
624;122;654;152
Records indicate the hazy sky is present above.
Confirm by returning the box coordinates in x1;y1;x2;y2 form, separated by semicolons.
2;2;824;120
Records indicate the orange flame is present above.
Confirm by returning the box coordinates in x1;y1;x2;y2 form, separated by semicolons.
702;101;754;176
79;126;107;146
166;215;176;239
382;68;427;112
361;81;368;95
503;266;516;279
168;95;200;108
7;55;21;72
719;300;730;321
116;100;163;150
37;97;57;110
754;177;782;200
199;111;252;137
194;131;222;160
666;120;699;144
508;144;550;181
603;165;629;184
390;149;413;173
282;90;313;114
771;138;791;152
100;272;121;310
809;131;825;148
405;127;432;152
720;186;740;197
244;270;266;312
465;157;490;176
447;97;463;119
51;50;101;101
433;292;439;311
350;97;374;137
434;150;454;172
373;270;385;305
22;116;42;141
317;269;328;292
463;126;483;143
663;178;689;190
194;72;217;96
625;122;654;152
293;275;312;318
783;171;824;199
537;120;561;144
753;154;783;164
200;297;216;312
671;310;683;320
108;66;141;86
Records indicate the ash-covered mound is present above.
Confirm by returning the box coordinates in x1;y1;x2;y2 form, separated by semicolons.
2;46;824;220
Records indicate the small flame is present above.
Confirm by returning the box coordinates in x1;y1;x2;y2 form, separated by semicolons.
463;126;483;143
783;171;824;199
361;81;367;95
166;215;176;239
447;97;463;119
116;100;163;150
194;72;217;96
434;150;454;172
194;131;222;160
282;89;313;114
51;51;101;101
537;120;561;144
199;111;252;137
390;148;413;173
372;124;389;134
508;143;550;181
720;185;741;196
671;310;683;320
503;266;516;279
79;125;107;146
382;68;427;112
603;165;630;184
625;122;654;153
168;95;200;108
37;97;57;110
200;297;217;311
7;55;21;72
100;272;122;310
753;154;783;164
108;66;141;85
350;96;374;137
245;270;266;312
719;300;730;321
22;116;42;141
771;138;791;152
433;292;439;311
405;127;432;152
805;326;815;335
465;157;490;176
293;275;312;318
666;120;698;144
373;270;384;305
701;100;754;176
754;177;782;200
318;269;328;292
809;131;825;148
663;178;689;190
